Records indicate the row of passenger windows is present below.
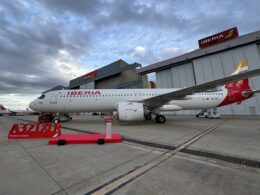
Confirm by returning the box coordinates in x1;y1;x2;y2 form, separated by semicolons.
195;92;224;96
59;94;160;98
58;92;224;98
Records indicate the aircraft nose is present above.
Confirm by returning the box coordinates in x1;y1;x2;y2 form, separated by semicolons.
29;101;36;110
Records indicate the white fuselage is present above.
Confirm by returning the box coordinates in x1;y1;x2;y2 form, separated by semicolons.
29;88;228;113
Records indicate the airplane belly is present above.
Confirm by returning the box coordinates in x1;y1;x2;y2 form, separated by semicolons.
160;104;183;111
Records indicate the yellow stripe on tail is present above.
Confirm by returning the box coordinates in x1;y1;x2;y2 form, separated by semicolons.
232;60;248;75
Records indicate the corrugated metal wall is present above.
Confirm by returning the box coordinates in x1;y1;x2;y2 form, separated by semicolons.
80;82;95;89
156;43;260;115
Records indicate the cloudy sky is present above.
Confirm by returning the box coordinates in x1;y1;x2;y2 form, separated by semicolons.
0;0;260;109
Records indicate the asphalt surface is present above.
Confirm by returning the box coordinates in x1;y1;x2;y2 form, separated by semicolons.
0;114;260;195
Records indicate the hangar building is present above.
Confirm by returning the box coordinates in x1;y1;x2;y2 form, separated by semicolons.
138;29;260;116
69;59;148;89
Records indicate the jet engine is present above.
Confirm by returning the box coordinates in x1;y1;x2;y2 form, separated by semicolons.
117;102;144;121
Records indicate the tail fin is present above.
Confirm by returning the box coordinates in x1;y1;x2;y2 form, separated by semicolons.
225;60;251;90
0;104;7;111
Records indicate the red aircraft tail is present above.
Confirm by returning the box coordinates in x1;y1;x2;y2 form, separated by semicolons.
219;60;253;107
0;104;7;111
225;60;251;91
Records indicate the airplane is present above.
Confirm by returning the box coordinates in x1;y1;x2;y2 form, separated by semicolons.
29;60;260;123
0;105;11;116
0;104;37;116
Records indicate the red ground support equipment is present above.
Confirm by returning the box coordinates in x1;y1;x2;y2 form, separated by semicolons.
38;113;54;123
49;117;122;145
8;123;61;139
48;133;122;145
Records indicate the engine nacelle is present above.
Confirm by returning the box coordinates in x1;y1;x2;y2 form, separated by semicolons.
117;102;144;121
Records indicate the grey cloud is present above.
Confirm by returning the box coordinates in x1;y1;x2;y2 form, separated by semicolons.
40;0;190;31
41;0;103;16
0;20;63;74
0;0;25;21
0;0;260;97
107;1;189;30
39;0;260;35
133;48;158;66
0;71;67;94
0;0;93;95
182;1;260;38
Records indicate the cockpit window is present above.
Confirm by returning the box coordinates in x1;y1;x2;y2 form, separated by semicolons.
38;95;45;99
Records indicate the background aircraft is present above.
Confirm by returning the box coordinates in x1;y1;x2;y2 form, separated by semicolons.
29;61;260;123
0;105;11;116
0;104;37;116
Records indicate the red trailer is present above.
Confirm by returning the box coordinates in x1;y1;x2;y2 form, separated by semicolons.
38;113;54;123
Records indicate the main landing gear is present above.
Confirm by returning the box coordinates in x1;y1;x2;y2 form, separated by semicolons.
144;112;166;123
155;115;166;123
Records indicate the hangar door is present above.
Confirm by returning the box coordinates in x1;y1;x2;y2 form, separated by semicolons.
156;62;196;115
193;44;260;115
80;82;95;89
156;62;195;88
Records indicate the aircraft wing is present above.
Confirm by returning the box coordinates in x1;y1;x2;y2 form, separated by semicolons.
142;68;260;109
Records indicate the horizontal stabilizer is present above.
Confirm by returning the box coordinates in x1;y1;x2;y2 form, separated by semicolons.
242;89;260;97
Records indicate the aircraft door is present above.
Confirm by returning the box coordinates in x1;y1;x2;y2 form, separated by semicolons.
134;91;141;101
50;93;58;104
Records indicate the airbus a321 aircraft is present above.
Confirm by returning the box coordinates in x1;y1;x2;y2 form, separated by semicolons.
29;61;260;123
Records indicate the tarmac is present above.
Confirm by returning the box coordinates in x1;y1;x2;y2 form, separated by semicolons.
0;114;260;195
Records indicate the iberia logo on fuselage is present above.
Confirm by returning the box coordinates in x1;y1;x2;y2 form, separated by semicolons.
67;91;101;95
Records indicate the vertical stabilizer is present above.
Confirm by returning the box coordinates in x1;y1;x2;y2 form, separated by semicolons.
0;104;7;111
225;60;251;90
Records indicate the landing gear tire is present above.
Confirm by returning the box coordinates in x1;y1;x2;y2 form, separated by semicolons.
97;139;105;145
53;119;60;124
57;139;66;145
155;115;166;124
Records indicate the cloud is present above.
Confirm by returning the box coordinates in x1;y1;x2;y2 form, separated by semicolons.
0;0;260;108
41;0;103;16
133;45;158;65
159;47;193;61
0;0;94;96
134;46;146;56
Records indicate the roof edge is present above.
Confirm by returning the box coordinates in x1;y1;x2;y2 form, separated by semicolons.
138;30;260;75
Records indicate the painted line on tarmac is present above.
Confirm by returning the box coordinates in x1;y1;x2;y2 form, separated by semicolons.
87;121;225;195
8;116;260;169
